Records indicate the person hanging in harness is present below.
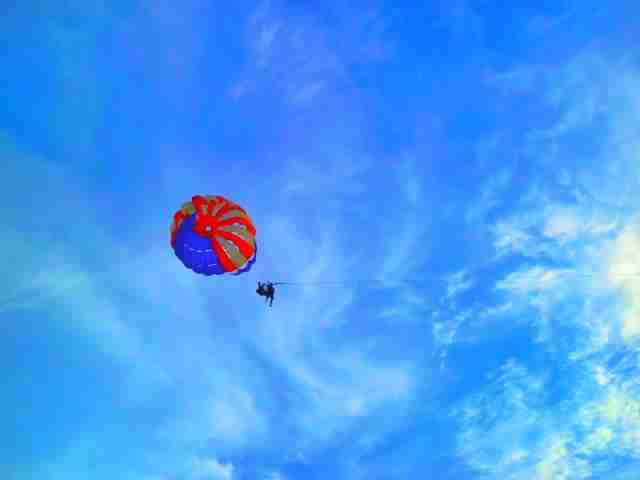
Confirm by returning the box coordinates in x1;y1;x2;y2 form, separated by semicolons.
256;281;275;307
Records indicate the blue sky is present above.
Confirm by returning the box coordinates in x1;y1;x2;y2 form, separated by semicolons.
3;1;640;479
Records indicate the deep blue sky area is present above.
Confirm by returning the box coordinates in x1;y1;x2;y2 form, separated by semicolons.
3;1;640;479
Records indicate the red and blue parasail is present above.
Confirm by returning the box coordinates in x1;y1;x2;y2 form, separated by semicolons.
170;195;257;276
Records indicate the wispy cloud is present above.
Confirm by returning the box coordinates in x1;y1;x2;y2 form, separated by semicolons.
452;358;549;475
7;2;640;478
445;269;474;302
230;1;393;108
606;228;640;339
231;1;345;106
379;157;435;278
149;124;430;472
1;141;171;392
465;167;512;224
452;353;640;479
451;33;640;479
190;457;234;480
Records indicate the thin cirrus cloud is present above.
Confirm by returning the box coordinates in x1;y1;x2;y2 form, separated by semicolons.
229;2;345;106
447;33;640;479
190;457;234;480
229;1;392;107
140;25;426;478
4;2;640;479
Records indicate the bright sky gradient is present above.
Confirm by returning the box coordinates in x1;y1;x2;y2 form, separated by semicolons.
3;1;640;479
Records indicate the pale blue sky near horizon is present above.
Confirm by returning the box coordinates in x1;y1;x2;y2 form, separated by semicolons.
3;1;640;479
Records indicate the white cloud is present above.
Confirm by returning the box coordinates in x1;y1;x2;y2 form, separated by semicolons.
480;302;513;318
206;386;264;444
432;309;472;367
0;145;172;393
264;471;286;480
280;153;369;199
605;228;640;339
452;357;637;479
290;81;325;106
161;378;268;455
232;2;345;107
581;426;614;454
291;353;412;421
190;457;234;480
542;207;581;242
453;358;549;474
542;205;621;245
496;266;566;295
380;157;433;278
484;64;542;94
453;338;640;478
492;217;545;259
465;167;512;224
534;435;591;480
450;47;640;477
445;269;474;302
233;1;393;106
144;139;425;462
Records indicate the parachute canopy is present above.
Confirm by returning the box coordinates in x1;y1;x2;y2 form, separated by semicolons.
170;195;257;276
